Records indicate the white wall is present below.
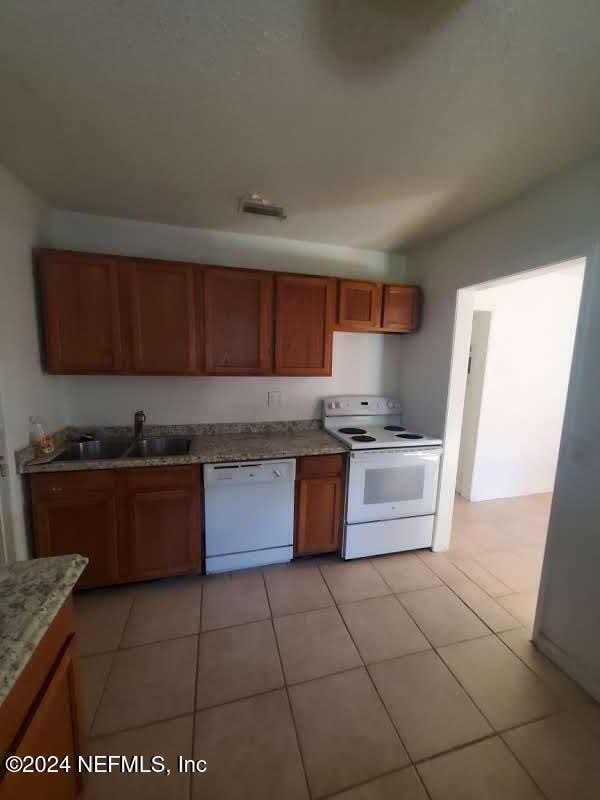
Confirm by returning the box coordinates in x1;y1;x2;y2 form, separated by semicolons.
0;166;68;560
401;154;600;697
464;265;584;501
42;210;406;425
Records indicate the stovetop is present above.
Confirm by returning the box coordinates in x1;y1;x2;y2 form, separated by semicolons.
322;395;443;451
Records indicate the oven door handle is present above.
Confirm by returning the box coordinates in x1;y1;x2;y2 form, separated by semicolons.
351;447;443;461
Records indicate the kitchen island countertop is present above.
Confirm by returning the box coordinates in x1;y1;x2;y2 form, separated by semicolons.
0;554;88;706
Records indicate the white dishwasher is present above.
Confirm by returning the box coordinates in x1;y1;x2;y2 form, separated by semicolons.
203;459;296;574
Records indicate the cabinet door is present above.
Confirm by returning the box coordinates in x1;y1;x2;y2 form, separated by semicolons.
295;476;343;556
204;267;273;374
337;280;382;331
128;260;198;373
275;275;336;375
381;285;421;332
39;250;123;373
1;641;82;800
34;492;119;589
118;468;201;581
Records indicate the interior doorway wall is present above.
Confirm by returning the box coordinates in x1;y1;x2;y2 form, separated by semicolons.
433;255;587;552
457;265;584;503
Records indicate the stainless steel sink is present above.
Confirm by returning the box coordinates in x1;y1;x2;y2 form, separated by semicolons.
125;437;191;458
52;440;132;462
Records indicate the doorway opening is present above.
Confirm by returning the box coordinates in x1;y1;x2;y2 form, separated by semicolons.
433;256;586;628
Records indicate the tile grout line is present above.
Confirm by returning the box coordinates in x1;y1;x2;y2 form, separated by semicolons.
85;592;136;739
87;710;197;743
323;567;418;777
261;570;313;800
78;553;565;798
317;765;433;800
499;722;558;800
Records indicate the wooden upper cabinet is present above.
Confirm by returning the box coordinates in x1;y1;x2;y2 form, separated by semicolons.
37;250;422;376
39;250;123;373
126;260;198;373
337;279;383;331
203;267;273;374
274;274;336;376
381;284;421;332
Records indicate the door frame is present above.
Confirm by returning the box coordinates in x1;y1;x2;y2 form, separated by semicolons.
456;309;493;499
0;386;14;564
432;254;588;554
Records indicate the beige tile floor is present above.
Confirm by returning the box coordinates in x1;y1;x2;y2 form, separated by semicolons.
77;492;600;799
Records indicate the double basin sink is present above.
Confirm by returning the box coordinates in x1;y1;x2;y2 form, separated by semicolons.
51;437;192;463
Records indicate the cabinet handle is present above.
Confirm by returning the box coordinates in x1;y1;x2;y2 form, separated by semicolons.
50;486;63;493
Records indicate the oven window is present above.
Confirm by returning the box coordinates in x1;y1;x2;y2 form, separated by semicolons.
363;466;425;504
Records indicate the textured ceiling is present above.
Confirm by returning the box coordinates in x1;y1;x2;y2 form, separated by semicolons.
1;0;599;251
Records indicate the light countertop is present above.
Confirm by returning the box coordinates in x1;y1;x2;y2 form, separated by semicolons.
0;554;88;706
19;424;347;474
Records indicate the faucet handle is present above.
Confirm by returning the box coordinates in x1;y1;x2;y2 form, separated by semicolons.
134;410;146;421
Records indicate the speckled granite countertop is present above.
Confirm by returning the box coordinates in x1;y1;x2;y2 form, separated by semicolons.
18;422;348;474
0;554;88;706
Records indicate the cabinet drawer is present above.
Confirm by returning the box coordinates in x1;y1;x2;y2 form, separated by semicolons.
297;454;344;478
31;470;117;501
120;465;200;491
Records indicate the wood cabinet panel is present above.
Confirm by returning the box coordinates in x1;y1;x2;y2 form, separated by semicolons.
295;475;343;556
33;492;118;589
274;275;336;375
31;470;117;501
127;260;197;373
337;280;383;331
0;639;82;800
117;467;201;582
381;285;421;332
0;598;77;768
204;267;273;374
39;250;123;373
31;467;201;588
297;454;344;478
38;250;422;376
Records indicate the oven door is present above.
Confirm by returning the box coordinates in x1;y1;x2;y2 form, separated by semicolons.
347;447;442;524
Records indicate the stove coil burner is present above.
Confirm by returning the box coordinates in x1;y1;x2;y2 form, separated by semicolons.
396;433;423;439
338;427;367;435
352;435;377;442
384;425;406;432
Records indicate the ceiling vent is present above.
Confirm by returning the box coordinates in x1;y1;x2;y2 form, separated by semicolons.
239;193;287;221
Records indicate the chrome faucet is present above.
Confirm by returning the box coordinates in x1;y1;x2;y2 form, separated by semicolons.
133;410;146;440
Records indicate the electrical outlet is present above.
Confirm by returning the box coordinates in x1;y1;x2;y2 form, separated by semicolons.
268;391;283;407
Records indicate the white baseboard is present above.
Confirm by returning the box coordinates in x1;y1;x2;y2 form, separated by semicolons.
535;630;600;703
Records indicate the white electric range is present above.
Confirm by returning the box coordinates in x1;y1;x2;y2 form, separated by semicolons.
323;395;443;559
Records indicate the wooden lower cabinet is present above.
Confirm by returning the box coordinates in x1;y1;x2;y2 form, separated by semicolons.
0;600;83;800
32;472;118;589
117;467;201;582
31;467;202;588
295;454;345;556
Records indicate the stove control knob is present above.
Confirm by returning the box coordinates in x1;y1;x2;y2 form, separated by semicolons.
387;401;394;408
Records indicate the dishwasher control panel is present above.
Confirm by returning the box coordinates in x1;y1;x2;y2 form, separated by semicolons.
204;458;296;487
